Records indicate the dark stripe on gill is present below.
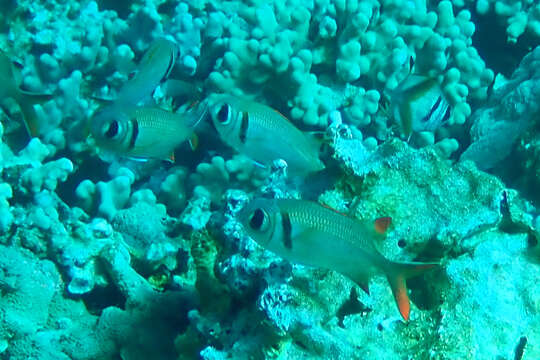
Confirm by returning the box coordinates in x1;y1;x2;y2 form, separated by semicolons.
281;212;292;249
128;118;139;149
422;95;442;124
240;111;249;144
164;51;175;79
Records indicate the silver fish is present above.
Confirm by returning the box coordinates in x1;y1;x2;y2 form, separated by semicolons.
390;75;450;139
116;38;179;106
0;52;53;136
90;104;204;161
238;198;438;320
207;94;324;176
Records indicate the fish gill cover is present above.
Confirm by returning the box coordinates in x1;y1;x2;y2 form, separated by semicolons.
0;0;540;359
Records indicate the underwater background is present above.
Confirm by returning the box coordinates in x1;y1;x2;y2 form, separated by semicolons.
1;0;540;359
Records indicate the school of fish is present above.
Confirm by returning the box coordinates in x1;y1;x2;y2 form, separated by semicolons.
0;38;442;320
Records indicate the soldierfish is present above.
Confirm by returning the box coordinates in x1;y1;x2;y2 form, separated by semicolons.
207;94;324;177
238;198;439;321
116;38;179;106
90;104;205;161
0;52;53;136
389;75;450;139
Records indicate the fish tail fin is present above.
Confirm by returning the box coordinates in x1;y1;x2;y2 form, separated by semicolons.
17;91;53;137
385;261;439;321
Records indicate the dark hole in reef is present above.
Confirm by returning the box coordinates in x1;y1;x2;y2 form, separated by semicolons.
96;0;135;19
0;0;17;32
407;275;439;311
0;0;16;13
83;283;127;315
336;287;371;327
55;152;109;208
471;8;537;78
528;232;538;247
157;0;177;18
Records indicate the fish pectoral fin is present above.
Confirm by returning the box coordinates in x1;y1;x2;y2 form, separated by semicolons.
385;261;439;321
374;217;392;234
188;133;199;151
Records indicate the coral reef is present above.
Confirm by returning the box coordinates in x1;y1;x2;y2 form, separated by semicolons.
0;0;540;359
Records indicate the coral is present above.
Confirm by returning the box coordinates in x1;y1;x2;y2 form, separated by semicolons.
2;0;540;359
75;166;135;220
112;200;179;271
188;155;268;206
460;45;540;170
435;231;540;359
333;138;504;259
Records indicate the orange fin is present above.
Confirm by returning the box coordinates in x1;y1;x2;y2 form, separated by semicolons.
386;261;439;321
374;217;392;234
387;273;410;320
167;152;175;163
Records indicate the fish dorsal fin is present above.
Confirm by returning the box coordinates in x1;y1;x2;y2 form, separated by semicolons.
320;202;348;216
91;96;115;106
374;217;391;234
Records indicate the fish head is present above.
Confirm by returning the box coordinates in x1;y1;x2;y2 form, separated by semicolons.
237;198;280;247
90;106;132;152
208;95;243;144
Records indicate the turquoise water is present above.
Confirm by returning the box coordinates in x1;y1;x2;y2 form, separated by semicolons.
0;1;539;359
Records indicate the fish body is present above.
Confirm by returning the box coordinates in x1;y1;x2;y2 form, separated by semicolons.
90;104;203;161
390;75;450;139
0;52;53;136
238;198;438;320
207;94;324;176
116;38;179;106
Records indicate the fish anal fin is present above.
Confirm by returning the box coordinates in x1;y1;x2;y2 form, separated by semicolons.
387;273;410;321
374;217;391;234
345;269;371;296
386;261;439;321
359;281;370;295
398;102;413;139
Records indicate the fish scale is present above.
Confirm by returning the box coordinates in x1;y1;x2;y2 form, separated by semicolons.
278;199;376;251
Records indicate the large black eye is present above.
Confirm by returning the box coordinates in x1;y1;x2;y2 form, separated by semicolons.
104;120;119;138
217;104;230;124
249;208;267;231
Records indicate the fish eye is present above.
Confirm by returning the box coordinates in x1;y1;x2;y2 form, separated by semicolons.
249;208;269;232
104;120;119;138
217;103;231;124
